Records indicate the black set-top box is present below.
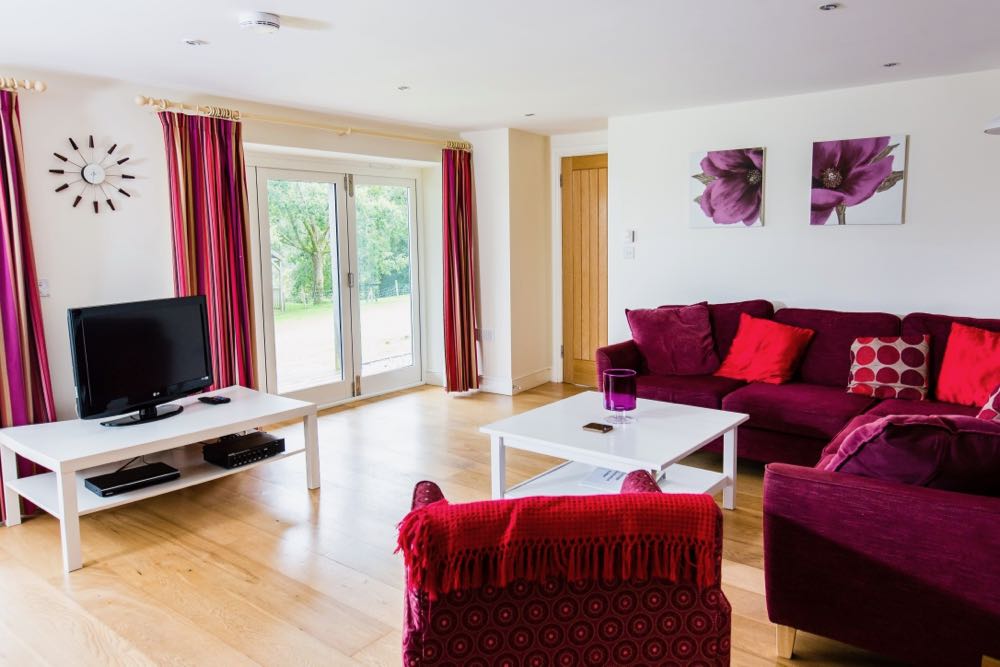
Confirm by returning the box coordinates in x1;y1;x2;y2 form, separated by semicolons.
202;431;285;469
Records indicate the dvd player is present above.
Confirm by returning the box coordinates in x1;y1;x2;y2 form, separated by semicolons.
84;462;180;497
202;431;285;469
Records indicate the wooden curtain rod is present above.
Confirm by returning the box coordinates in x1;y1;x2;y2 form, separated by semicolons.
0;77;47;93
135;95;470;150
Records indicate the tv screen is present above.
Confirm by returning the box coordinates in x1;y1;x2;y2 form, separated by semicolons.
68;296;213;421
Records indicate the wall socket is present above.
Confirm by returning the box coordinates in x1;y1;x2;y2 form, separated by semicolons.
479;328;495;342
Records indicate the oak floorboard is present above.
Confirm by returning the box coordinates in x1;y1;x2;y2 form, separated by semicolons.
0;383;904;665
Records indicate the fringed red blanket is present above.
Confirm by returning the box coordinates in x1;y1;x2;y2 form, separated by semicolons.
397;493;719;600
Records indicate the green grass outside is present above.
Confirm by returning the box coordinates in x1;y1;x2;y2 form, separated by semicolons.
273;294;410;322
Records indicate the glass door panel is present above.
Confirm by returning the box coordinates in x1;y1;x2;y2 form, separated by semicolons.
351;177;421;392
256;168;354;404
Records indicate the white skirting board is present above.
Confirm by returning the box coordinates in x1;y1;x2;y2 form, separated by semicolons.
512;368;552;394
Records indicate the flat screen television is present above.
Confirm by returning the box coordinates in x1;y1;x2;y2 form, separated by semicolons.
68;296;213;426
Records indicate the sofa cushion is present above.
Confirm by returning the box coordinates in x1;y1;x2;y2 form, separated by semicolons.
822;414;1000;496
846;335;930;400
902;312;1000;386
715;313;815;384
936;322;1000;407
979;384;1000;422
865;397;979;418
636;374;745;409
706;299;775;358
816;413;883;469
659;299;774;360
626;304;719;376
774;308;901;387
722;382;876;439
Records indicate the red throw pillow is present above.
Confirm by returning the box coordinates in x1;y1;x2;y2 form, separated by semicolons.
714;313;814;384
936;323;1000;407
625;303;719;376
846;335;930;401
978;384;1000;422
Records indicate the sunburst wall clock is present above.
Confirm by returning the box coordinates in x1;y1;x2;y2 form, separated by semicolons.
50;135;135;213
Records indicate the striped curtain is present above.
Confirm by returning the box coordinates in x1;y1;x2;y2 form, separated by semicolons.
442;148;479;392
0;91;56;523
158;112;257;389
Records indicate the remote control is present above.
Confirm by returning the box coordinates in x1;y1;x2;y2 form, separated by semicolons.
199;396;231;405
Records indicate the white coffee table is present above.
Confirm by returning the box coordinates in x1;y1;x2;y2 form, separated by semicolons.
480;392;748;509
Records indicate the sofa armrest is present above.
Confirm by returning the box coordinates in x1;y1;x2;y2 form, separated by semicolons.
764;463;1000;666
411;481;445;510
620;470;662;494
596;340;643;381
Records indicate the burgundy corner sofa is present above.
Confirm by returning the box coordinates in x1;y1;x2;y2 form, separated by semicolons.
596;300;996;466
599;301;1000;665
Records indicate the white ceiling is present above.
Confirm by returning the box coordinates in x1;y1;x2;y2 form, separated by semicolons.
5;0;1000;134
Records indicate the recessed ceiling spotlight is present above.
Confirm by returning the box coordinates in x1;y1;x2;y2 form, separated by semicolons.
182;38;209;46
397;85;411;92
883;61;901;68
239;11;281;35
818;3;841;10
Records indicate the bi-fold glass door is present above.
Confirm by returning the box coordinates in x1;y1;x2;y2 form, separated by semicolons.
254;168;420;406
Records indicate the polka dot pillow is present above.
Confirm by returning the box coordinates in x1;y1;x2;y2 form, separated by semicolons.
978;384;1000;422
847;335;930;401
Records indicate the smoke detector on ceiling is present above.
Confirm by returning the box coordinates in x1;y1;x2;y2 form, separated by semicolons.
239;11;281;34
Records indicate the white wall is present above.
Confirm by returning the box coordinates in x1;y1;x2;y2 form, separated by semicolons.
508;129;551;389
17;72;175;418
7;66;453;417
462;128;551;394
461;129;512;393
608;69;1000;343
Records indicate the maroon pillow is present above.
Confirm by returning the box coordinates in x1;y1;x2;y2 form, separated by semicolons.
626;303;719;376
822;414;1000;496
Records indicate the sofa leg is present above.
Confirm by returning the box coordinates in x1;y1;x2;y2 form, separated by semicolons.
776;625;796;659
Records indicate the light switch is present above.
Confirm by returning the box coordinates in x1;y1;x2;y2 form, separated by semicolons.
624;229;636;243
37;278;50;297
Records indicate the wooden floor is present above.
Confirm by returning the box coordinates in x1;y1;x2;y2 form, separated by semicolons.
0;383;904;666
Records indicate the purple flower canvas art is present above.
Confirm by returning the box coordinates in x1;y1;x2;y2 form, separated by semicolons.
689;147;765;227
811;135;907;225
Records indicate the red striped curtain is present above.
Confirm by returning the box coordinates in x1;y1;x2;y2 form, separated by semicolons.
442;148;479;392
158;112;257;389
0;91;56;523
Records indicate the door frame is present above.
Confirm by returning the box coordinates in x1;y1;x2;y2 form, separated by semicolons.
557;150;610;386
549;137;609;383
245;153;427;408
252;166;356;406
349;173;422;395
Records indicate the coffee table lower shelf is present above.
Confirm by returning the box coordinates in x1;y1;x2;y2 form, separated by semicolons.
503;461;731;500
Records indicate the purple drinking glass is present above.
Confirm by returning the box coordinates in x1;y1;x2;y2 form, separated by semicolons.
602;368;637;424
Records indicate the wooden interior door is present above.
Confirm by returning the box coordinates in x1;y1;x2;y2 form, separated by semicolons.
561;154;608;387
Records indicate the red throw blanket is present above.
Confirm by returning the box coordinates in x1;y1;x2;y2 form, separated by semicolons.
397;493;719;600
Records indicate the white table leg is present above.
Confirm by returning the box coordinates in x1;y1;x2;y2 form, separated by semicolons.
490;435;506;499
56;470;82;572
1;444;22;526
722;428;738;510
303;412;320;490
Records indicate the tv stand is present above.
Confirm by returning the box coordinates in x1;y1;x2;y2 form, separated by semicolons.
0;386;319;572
101;403;183;427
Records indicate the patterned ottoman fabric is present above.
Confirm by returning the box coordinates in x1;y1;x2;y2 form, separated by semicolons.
404;577;732;667
847;335;930;401
978;384;1000;422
